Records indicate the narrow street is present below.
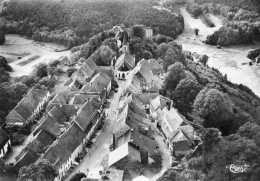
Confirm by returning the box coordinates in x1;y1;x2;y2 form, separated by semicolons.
65;65;141;180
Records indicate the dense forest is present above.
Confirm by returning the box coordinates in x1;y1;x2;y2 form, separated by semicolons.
1;0;183;47
188;0;260;46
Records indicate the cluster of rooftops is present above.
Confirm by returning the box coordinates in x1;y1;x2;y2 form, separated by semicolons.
0;26;201;181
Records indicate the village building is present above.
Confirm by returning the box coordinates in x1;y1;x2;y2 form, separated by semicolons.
114;48;135;80
76;59;97;83
69;93;99;105
0;128;11;158
34;104;78;138
42;123;85;181
42;98;103;181
108;142;142;168
6;87;51;128
170;125;201;157
74;98;102;133
69;78;84;91
135;59;164;91
143;27;153;40
14;129;56;168
46;91;71;111
150;95;173;116
81;72;112;97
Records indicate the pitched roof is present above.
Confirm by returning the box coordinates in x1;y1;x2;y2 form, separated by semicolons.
6;87;47;126
14;149;38;169
69;94;91;105
133;93;158;106
115;53;135;70
36;104;77;137
150;95;171;111
171;125;200;143
87;72;111;93
74;98;101;132
46;92;70;111
0;129;9;148
77;59;97;80
108;142;140;167
36;115;66;138
160;107;185;140
42;123;85;169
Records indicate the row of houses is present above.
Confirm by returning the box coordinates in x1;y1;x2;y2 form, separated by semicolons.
0;49;113;180
38;58;113;180
5;87;51;128
113;55;201;158
0;87;52;160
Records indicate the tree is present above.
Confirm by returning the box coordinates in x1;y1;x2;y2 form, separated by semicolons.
193;88;235;135
88;45;115;66
38;77;56;89
173;78;202;113
33;63;48;78
163;62;186;97
238;122;260;146
0;56;12;72
131;25;145;39
0;68;10;83
156;41;184;69
17;160;57;181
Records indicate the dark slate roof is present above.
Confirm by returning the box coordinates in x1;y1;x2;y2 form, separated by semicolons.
115;53;135;70
15;130;56;168
0;129;9;148
74;98;101;132
6;87;48;126
14;150;38;169
27;130;56;153
36;104;77;137
42;123;85;169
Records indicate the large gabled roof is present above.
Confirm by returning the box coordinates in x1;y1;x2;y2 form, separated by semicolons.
159;107;185;140
6;87;48;126
170;125;200;143
78;59;97;79
36;104;77;137
150;95;171;111
42;123;85;169
108;142;140;167
74;98;101;132
87;72;112;93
